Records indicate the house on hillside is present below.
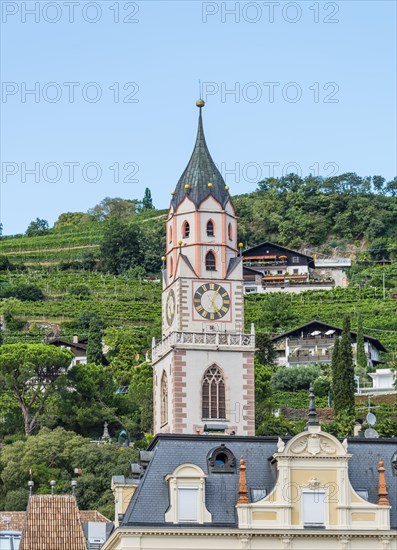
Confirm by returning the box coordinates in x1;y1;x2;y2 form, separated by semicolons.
48;336;87;366
242;242;337;294
271;320;386;368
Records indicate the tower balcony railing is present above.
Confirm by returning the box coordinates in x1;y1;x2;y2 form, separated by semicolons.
152;331;255;361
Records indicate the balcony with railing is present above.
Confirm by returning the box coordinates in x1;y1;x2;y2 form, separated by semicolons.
152;331;255;362
288;337;336;347
288;353;332;364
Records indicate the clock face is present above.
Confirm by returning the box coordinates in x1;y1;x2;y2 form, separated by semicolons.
166;289;175;325
193;283;231;320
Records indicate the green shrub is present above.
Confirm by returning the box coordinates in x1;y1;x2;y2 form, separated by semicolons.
0;284;45;301
271;365;322;392
313;376;331;398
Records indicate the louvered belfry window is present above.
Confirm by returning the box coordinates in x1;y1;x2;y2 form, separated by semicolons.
206;220;214;237
202;365;225;419
205;251;216;271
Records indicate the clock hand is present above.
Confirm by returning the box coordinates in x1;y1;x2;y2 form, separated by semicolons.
210;288;220;313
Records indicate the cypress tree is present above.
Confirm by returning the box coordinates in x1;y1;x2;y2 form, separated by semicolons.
331;335;341;408
86;316;103;365
336;316;356;418
356;315;367;375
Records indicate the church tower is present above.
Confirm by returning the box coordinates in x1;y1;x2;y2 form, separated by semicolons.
152;100;255;436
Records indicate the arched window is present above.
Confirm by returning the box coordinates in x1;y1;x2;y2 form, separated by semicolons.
169;257;173;279
206;220;214;237
161;372;168;425
169;225;173;243
205;251;216;271
202;365;225;419
182;221;190;238
228;223;233;241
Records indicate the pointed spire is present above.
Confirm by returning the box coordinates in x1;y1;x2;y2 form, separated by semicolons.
237;457;249;505
171;100;230;210
306;384;319;428
377;457;390;506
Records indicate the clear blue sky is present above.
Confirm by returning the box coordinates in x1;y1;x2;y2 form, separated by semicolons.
1;0;396;235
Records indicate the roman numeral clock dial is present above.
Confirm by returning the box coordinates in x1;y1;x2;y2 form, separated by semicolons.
193;283;230;320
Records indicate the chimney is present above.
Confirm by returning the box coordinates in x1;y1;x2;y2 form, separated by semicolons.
71;480;77;496
72;335;79;344
28;480;34;498
237;457;249;505
50;480;56;496
111;476;139;527
377;457;390;506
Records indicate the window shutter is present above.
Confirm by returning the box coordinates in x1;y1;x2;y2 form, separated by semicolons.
178;488;198;522
302;491;325;526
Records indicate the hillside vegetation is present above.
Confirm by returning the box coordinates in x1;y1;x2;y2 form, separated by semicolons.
0;176;396;514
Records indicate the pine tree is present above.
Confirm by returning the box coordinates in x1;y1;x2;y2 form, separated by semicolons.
142;188;154;210
86;316;103;365
356;315;367;377
333;316;355;418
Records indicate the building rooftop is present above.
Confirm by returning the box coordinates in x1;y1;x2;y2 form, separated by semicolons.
121;433;397;529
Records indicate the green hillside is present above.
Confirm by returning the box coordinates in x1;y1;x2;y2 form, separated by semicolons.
0;179;396;514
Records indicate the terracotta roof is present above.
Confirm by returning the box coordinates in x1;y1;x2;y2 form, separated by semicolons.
79;510;110;523
0;511;26;531
20;496;87;550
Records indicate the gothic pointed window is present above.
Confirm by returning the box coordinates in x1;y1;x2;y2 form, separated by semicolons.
169;225;173;243
169;257;173;279
206;220;214;237
161;372;168;425
205;251;216;271
183;221;190;238
202;365;225;419
228;223;233;241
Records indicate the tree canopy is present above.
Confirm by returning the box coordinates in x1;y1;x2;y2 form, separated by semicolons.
0;344;73;435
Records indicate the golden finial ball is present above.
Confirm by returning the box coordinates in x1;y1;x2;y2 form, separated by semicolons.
161;256;166;262
178;240;183;246
196;99;205;108
238;242;244;248
207;182;213;188
170;191;175;195
225;185;229;191
184;183;190;190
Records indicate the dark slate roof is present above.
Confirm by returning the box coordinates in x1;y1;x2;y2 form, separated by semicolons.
242;241;315;268
348;439;397;529
122;435;278;527
121;434;397;529
171;106;230;211
271;319;387;352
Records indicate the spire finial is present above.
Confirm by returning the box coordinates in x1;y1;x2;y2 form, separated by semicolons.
196;98;205;108
377;457;390;506
237;457;249;505
306;384;319;428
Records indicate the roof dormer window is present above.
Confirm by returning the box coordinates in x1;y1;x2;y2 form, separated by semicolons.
208;445;236;474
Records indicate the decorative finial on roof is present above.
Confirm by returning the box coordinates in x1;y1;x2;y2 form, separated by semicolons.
377;457;390;506
196;98;205;108
237;457;249;505
306;384;319;428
